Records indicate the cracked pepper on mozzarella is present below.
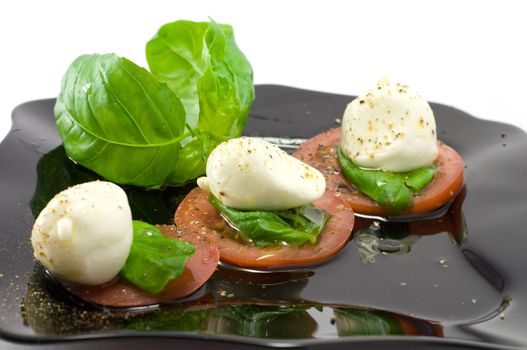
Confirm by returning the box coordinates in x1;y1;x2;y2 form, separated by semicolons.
197;137;326;211
340;79;438;172
31;181;133;285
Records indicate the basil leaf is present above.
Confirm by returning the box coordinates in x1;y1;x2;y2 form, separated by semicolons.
146;19;254;185
54;54;187;189
337;147;436;214
404;166;437;192
210;196;328;247
121;221;195;294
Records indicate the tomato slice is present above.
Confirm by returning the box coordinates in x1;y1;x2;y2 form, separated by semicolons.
293;128;464;216
64;225;219;308
175;188;355;270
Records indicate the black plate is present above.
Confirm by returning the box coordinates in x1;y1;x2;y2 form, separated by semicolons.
1;85;527;350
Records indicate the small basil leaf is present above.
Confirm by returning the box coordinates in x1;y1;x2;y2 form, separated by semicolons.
121;221;195;294
337;147;436;214
210;196;328;247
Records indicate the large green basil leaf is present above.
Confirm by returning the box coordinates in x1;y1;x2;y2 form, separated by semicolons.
54;53;187;189
121;221;195;294
146;20;254;185
337;147;436;214
210;196;328;247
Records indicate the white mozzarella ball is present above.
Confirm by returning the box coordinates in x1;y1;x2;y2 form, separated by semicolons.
31;181;133;285
197;137;326;210
341;79;438;172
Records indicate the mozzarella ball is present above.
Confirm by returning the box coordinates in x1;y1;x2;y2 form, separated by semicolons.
31;181;133;285
197;137;326;210
341;79;438;172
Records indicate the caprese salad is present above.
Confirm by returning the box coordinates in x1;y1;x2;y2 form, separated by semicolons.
175;137;355;269
294;79;464;217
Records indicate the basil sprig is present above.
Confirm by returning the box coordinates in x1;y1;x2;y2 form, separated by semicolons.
54;20;254;189
121;221;195;294
337;147;436;214
210;196;329;247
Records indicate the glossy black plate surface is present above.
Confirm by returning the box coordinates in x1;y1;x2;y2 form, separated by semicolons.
1;85;526;349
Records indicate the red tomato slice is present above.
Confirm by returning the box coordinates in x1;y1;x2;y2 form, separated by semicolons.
175;188;355;270
293;128;464;216
64;225;219;308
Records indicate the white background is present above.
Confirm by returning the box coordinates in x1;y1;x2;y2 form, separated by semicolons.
1;0;526;142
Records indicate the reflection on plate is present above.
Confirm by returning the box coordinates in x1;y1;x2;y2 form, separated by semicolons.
1;85;527;349
21;264;443;339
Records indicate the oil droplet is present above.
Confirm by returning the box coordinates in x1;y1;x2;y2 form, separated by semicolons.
500;313;505;320
439;258;448;267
